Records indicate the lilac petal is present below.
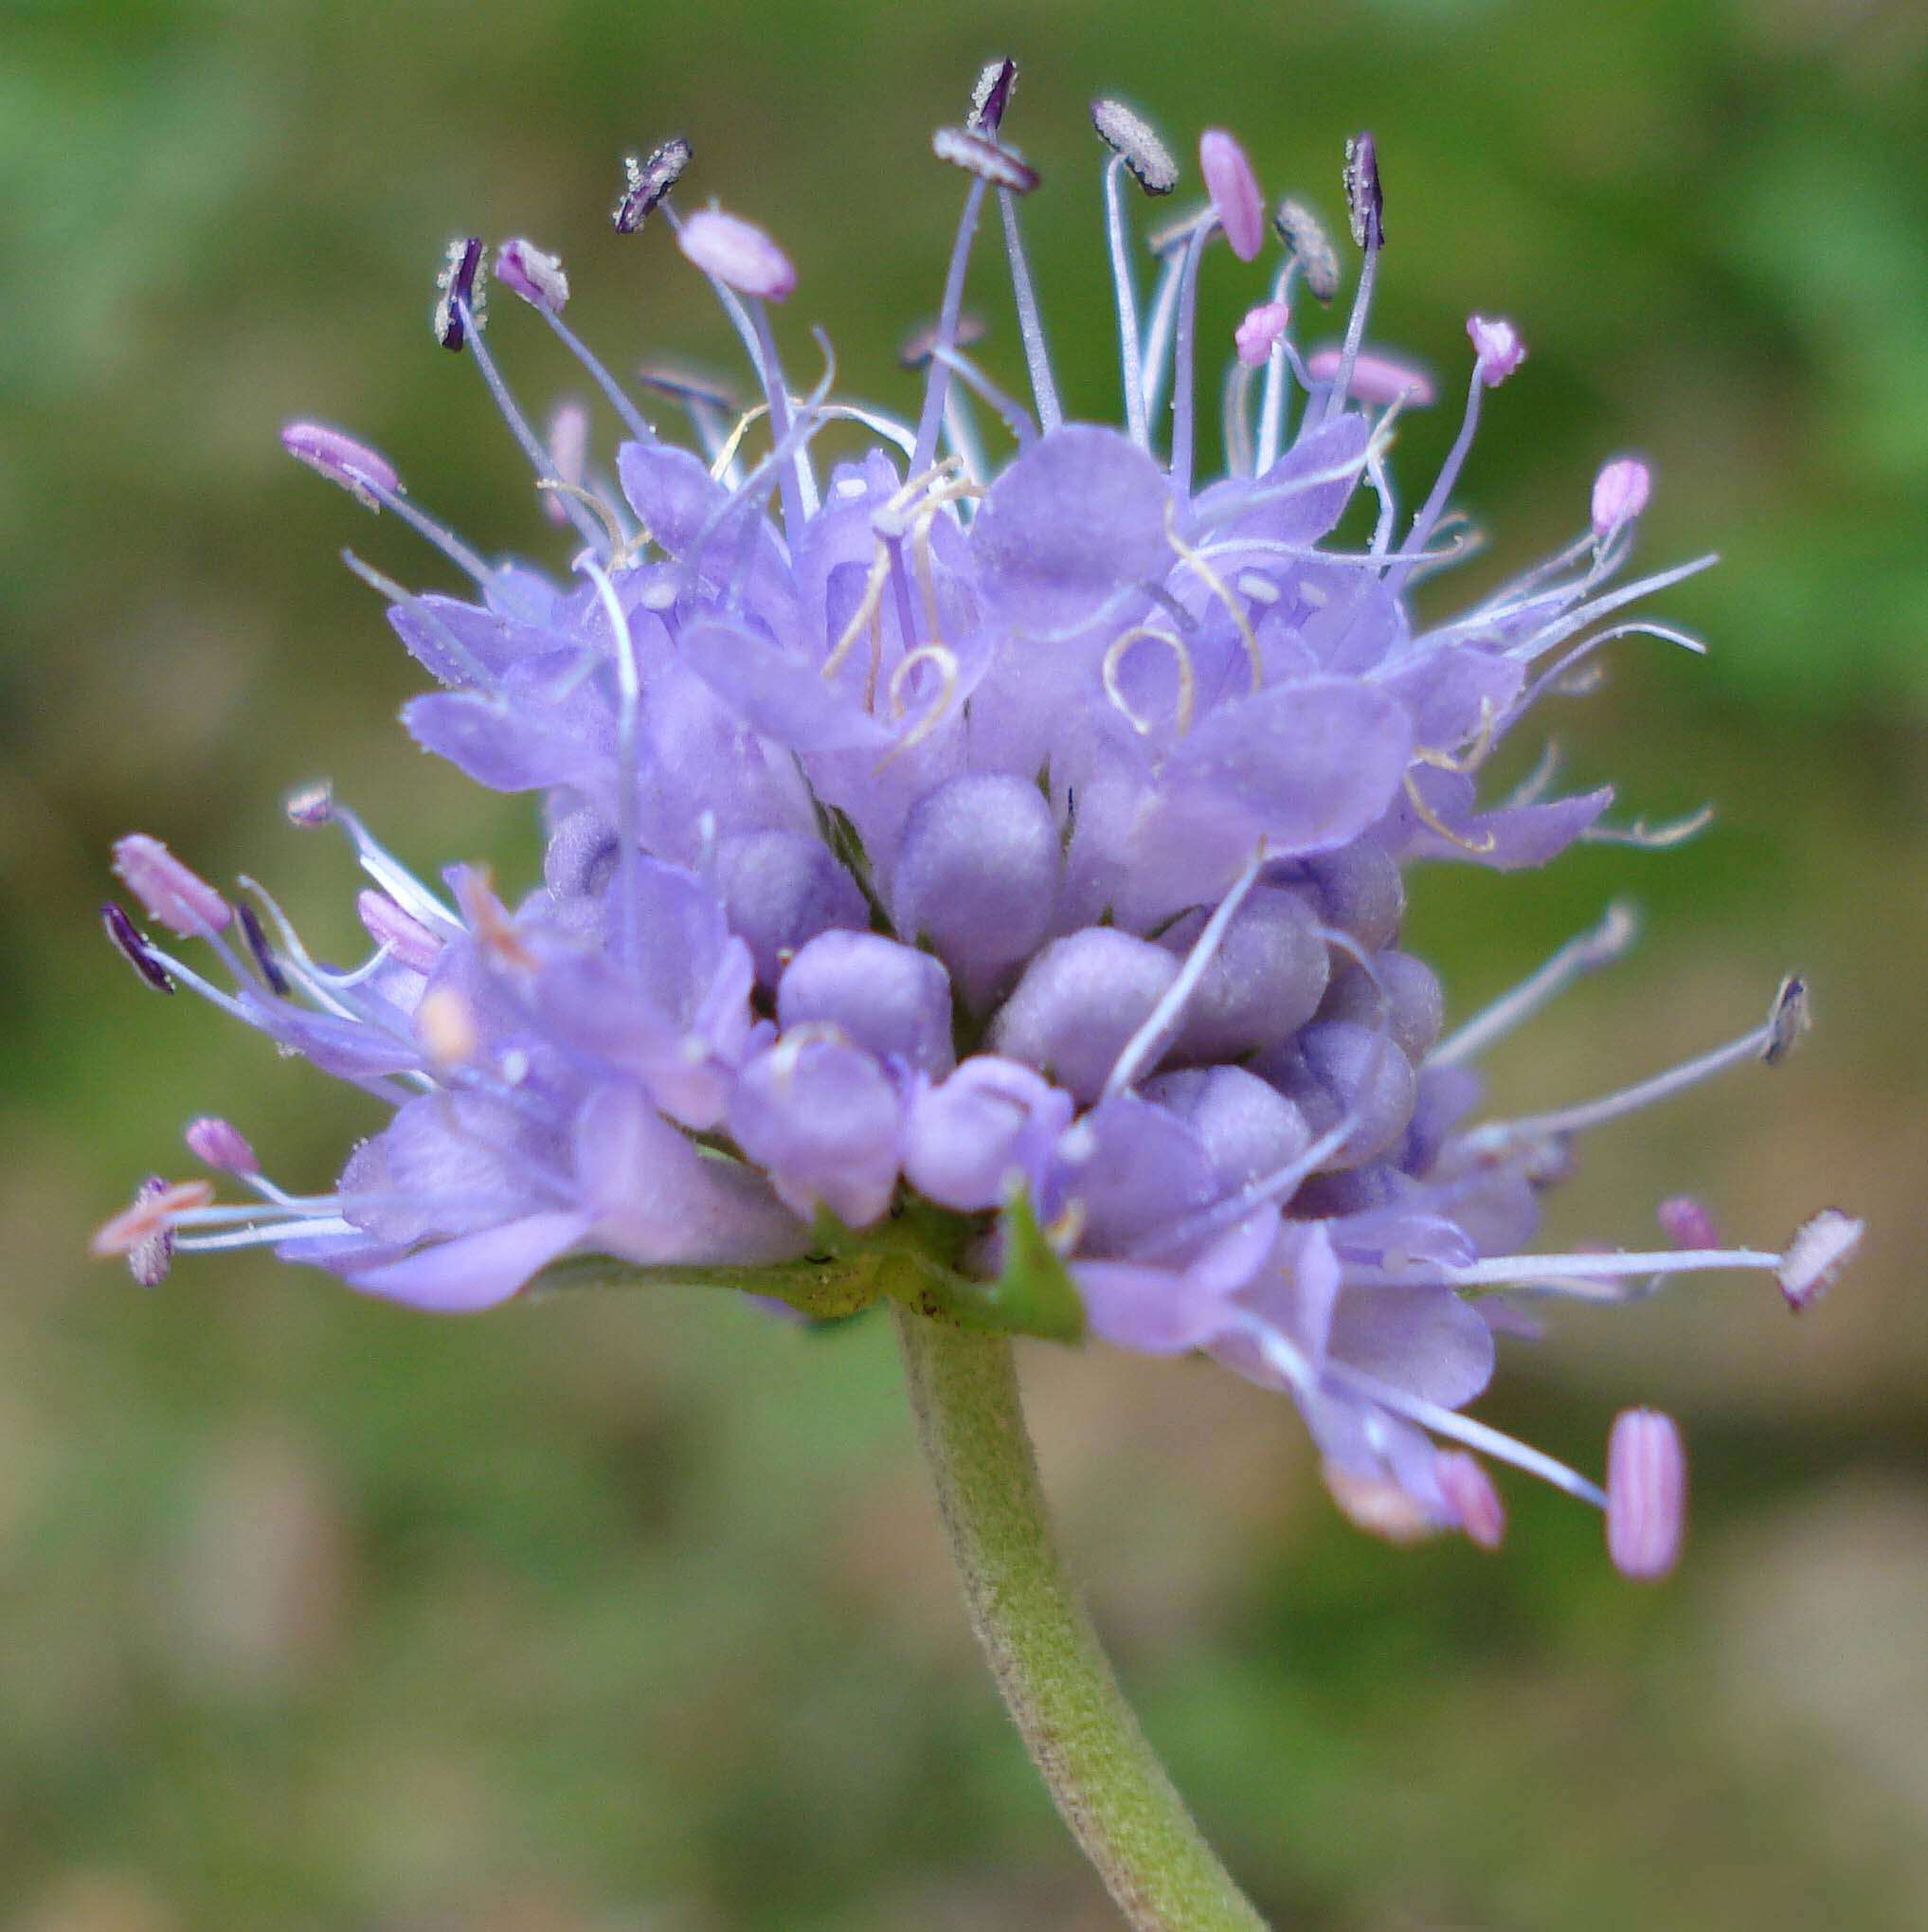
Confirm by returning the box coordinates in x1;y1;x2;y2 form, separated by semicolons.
777;930;955;1077
1168;677;1414;854
1197;414;1371;550
373;1091;560;1237
680;615;892;752
1052;1092;1221;1256
1074;1224;1267;1354
1326;1283;1495;1409
971;424;1172;634
1231;1219;1343;1363
403;670;613;795
1143;1065;1312;1191
904;1057;1074;1213
387;595;568;685
618;442;777;571
348;1211;591;1313
1377;646;1525;750
1392;768;1613;869
574;1082;805;1266
728;1038;904;1228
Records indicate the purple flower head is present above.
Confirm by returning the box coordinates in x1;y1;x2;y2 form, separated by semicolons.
99;84;1855;1577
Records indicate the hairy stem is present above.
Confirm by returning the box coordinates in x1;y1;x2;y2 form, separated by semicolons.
892;1303;1270;1930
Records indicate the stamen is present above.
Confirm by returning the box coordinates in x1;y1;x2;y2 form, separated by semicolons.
1463;976;1806;1148
1102;626;1197;737
112;834;231;937
612;136;692;233
1167;220;1211;495
416;984;479;1067
125;1178;181;1286
357;889;445;973
1658;1196;1721;1249
1431;900;1638;1067
322;806;462;931
282;781;334;827
234;901;290;995
1273;197;1339;302
676;208;798;302
1323;132;1384;424
494;238;569;313
1090;98;1178;196
911;171;990;475
1580;804;1717;851
431;237;487;352
874;643;962;771
930;124;1038;194
580;558;643;962
537;310;656;443
542;401;588;532
1467;315;1526;388
1777;1207;1862;1310
185;1117;260;1174
1198;129;1265;262
1604;1409;1685;1580
1592;456;1651;540
91;1178;214;1261
1325;1363;1610;1510
928;345;1038;446
1434;1452;1506;1550
1103;841;1267;1099
898;312;987;369
101;902;175;994
281;423;400;509
1235;299;1290;370
1101;156;1152;449
968;57;1018;135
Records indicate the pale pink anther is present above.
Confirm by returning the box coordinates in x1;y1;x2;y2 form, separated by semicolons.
357;889;445;973
1468;314;1526;387
1198;129;1265;262
495;238;570;314
676;208;797;302
90;1178;213;1259
280;422;400;504
1658;1195;1721;1250
1306;344;1436;407
1234;299;1291;370
1605;1408;1686;1580
112;834;232;938
185;1117;260;1175
1324;1463;1437;1544
543;401;590;528
1776;1208;1864;1312
1435;1452;1506;1551
1591;456;1651;538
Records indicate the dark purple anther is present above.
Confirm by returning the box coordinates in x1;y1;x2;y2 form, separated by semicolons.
1343;132;1383;249
612;136;693;233
237;901;290;995
101;902;175;994
432;237;486;352
968;57;1018;135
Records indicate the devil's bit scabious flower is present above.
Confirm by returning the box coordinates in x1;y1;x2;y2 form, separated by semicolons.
97;82;1859;1588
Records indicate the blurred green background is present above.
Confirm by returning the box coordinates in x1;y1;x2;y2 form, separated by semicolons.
5;0;1927;1925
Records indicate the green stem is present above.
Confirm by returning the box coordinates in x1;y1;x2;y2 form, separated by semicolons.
892;1303;1270;1931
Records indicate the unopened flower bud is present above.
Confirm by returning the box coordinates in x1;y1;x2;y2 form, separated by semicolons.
1199;129;1264;262
1468;314;1526;386
613;136;692;233
1090;99;1178;196
281;423;399;508
1591;456;1651;538
431;237;487;352
1234;299;1290;370
676;208;797;301
1605;1408;1685;1580
112;835;231;938
495;238;569;314
185;1116;260;1174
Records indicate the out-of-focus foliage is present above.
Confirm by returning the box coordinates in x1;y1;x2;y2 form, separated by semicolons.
4;2;1925;1927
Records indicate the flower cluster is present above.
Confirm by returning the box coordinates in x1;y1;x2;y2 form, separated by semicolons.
97;69;1861;1576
